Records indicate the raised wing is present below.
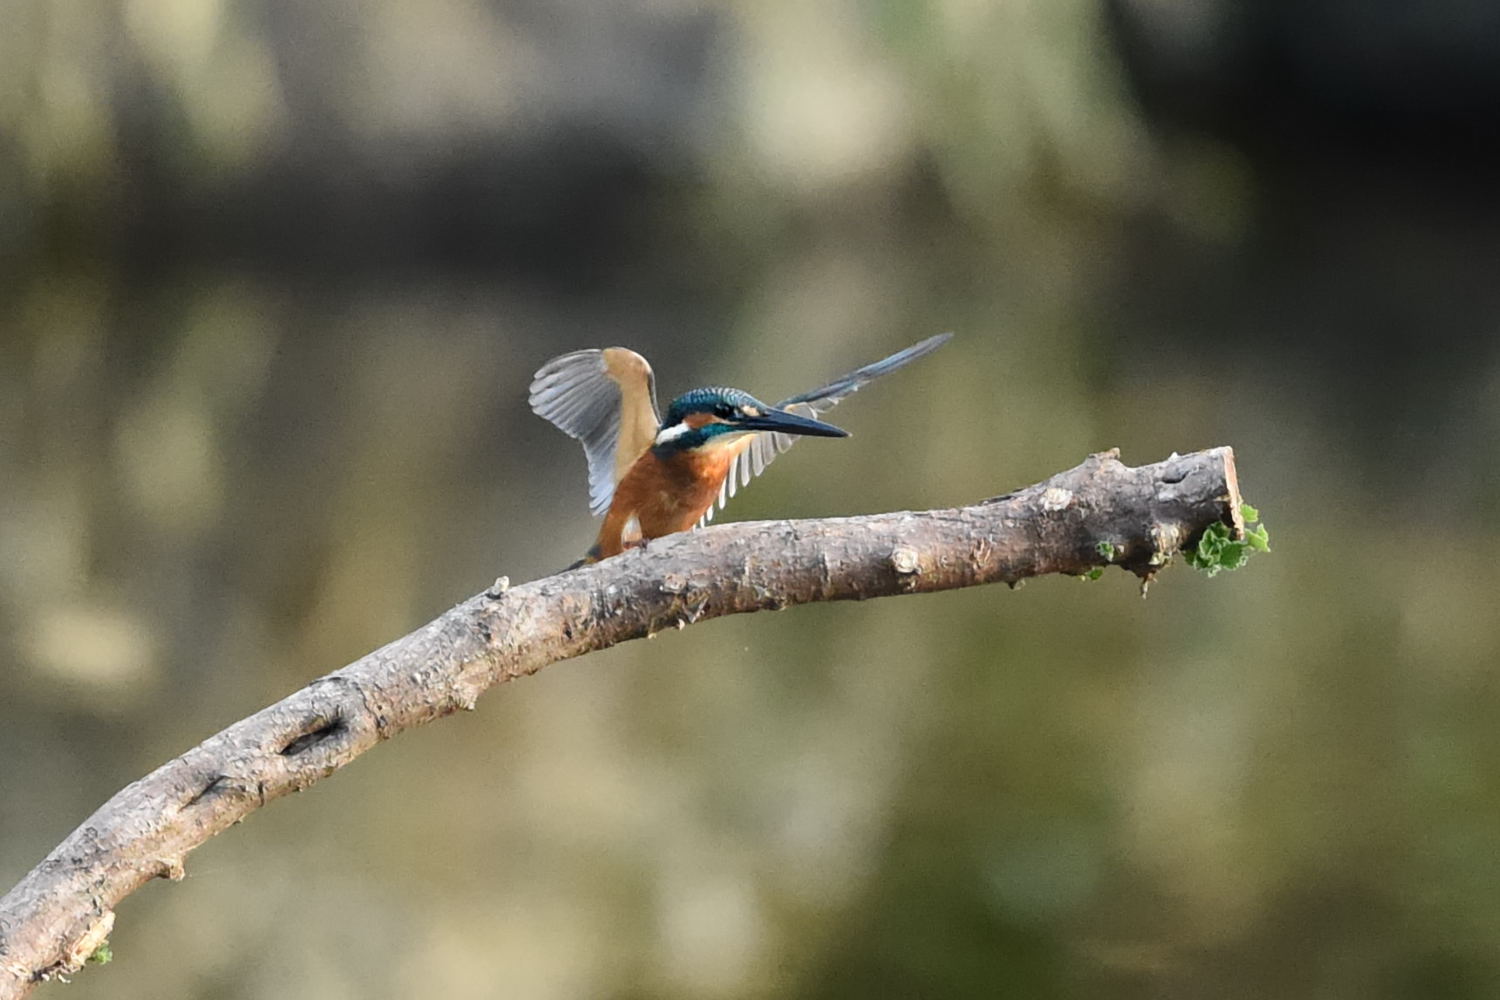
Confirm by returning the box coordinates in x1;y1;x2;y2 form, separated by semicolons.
529;347;660;516
704;332;953;523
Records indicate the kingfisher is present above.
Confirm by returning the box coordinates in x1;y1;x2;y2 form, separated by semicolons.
529;333;951;564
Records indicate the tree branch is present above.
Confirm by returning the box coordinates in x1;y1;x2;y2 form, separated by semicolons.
0;446;1242;996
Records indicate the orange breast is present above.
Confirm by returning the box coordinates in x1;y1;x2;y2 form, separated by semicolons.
593;445;740;558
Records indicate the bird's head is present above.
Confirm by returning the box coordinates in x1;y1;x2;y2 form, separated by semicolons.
653;387;848;453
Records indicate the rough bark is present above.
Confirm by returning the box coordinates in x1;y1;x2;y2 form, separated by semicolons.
0;446;1243;996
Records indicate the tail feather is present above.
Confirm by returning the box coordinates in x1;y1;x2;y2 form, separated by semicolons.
565;544;603;571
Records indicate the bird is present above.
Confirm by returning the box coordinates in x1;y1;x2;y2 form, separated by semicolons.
529;333;952;564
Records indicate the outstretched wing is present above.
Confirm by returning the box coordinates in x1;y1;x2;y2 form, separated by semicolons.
704;332;953;523
529;347;660;516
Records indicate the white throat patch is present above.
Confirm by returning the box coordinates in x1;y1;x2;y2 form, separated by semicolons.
654;422;693;445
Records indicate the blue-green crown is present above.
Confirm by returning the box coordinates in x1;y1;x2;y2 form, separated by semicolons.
661;387;762;427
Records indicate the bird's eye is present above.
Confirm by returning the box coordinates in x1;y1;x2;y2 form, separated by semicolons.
713;403;736;419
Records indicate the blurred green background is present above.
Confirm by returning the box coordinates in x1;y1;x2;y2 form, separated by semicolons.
5;1;1500;997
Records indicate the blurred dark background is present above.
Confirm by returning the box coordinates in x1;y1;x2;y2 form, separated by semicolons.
4;2;1499;997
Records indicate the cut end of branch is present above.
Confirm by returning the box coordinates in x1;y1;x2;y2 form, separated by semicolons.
1218;446;1245;538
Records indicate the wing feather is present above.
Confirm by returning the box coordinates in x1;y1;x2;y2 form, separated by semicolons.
529;348;660;516
697;333;952;526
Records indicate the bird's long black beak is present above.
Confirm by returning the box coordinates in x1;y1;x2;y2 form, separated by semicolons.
740;407;849;438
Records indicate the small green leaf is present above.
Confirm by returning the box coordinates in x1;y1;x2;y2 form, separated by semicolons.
1086;567;1104;581
87;943;112;966
1095;540;1116;561
1185;499;1270;577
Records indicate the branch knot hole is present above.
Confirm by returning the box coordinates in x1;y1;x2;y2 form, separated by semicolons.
280;715;345;757
185;774;231;808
